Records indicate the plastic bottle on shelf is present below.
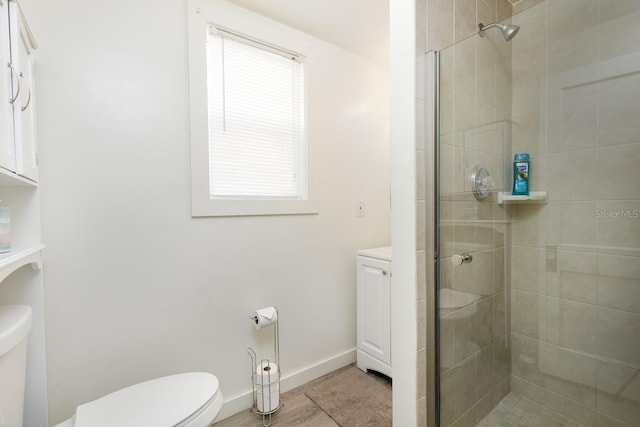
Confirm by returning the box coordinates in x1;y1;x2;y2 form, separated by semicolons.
512;153;530;196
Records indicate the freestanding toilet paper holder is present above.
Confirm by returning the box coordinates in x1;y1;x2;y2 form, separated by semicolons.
248;307;281;427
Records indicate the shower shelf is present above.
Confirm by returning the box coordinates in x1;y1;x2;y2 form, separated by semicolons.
0;244;45;284
497;191;547;205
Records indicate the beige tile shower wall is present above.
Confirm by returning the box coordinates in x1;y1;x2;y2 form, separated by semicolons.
509;1;640;426
423;0;514;52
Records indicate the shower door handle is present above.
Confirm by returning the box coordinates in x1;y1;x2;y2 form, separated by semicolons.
451;253;472;266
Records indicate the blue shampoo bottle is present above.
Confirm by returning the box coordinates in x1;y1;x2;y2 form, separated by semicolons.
512;153;530;196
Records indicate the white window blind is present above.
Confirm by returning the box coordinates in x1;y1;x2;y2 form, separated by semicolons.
206;25;306;200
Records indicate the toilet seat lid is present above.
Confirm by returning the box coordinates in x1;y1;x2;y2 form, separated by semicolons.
74;372;219;427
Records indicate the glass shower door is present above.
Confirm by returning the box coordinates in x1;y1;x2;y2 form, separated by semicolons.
435;2;640;426
436;24;513;426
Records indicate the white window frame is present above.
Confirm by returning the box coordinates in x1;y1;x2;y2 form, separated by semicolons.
187;0;317;217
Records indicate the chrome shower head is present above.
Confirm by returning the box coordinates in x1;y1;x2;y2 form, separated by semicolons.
478;22;520;41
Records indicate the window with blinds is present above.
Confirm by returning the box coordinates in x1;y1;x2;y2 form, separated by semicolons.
206;26;306;200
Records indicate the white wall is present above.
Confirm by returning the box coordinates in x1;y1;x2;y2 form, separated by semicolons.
21;0;390;424
389;0;418;425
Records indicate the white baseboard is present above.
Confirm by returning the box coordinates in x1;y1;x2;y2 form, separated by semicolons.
216;348;356;422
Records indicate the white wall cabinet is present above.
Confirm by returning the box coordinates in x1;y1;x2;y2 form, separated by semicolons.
0;2;45;425
0;0;38;183
356;246;392;378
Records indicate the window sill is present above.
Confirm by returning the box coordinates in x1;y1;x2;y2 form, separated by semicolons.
191;198;318;217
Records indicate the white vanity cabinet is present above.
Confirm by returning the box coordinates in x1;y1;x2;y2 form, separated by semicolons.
0;0;38;182
356;246;392;378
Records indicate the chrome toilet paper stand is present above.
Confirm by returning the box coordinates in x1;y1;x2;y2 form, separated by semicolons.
248;307;281;427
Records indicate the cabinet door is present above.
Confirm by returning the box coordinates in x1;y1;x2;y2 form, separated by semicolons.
356;256;391;365
0;0;16;173
9;0;37;182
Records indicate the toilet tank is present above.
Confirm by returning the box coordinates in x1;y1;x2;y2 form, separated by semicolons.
0;305;32;427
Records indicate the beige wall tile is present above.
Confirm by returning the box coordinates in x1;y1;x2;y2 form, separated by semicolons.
474;389;497;424
596;201;640;249
416;99;426;151
475;344;495;400
511;332;546;387
451;406;476;427
476;38;497;106
429;24;455;52
547;96;598;153
418;347;427;398
493;247;505;294
418;298;427;350
511;2;547;64
597;253;640;314
598;144;640;200
511;289;545;339
454;355;477;419
596;307;640;367
454;304;478;363
546;297;598;354
454;0;477;42
417;250;427;300
512;59;546;115
417;0;427;51
596;359;640;426
440;143;455;195
547;149;598;201
474;297;494;348
416;149;426;200
545;202;597;247
545;343;596;407
475;249;494;297
453;249;476;298
493;292;506;338
512;0;545;15
478;0;497;26
511;204;547;247
441;368;456;426
496;0;513;21
417;200;426;250
511;375;546;405
547;0;599;56
546;249;597;305
453;36;476;98
600;25;640;80
493;335;510;383
511;246;545;293
453;91;476;134
418;396;427;427
441;311;456;370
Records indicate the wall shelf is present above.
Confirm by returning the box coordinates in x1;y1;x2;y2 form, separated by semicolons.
0;243;45;284
497;191;547;205
0;167;38;187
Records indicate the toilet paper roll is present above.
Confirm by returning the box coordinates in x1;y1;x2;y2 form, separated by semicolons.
252;306;278;330
256;380;280;412
255;362;279;385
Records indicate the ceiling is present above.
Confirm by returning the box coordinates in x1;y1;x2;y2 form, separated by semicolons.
226;0;389;64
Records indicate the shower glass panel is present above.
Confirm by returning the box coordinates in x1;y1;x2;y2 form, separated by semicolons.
435;2;640;426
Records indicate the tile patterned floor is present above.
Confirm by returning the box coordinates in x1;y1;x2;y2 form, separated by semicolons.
214;365;391;427
478;393;583;427
217;376;587;426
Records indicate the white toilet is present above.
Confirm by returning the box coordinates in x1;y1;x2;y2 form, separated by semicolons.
54;372;223;427
0;305;32;427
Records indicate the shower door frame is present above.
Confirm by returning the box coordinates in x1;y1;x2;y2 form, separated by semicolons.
424;49;440;427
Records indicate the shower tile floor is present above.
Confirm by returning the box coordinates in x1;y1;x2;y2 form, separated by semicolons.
478;393;583;427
